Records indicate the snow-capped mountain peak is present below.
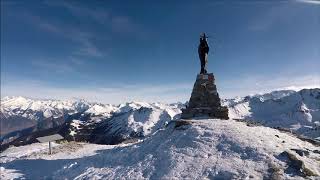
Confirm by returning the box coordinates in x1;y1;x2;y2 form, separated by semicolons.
117;101;152;113
228;88;320;139
252;90;296;101
85;104;116;117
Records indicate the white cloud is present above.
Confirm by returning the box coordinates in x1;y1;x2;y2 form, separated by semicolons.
44;1;142;35
31;60;75;73
219;74;320;98
111;16;137;34
248;3;296;31
295;0;320;5
20;12;104;58
1;74;319;104
44;1;110;25
1;80;191;104
4;1;144;58
74;40;104;57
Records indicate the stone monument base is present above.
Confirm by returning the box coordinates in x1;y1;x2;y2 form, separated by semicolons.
181;73;229;120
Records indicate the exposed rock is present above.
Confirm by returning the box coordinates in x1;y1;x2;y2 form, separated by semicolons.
277;151;318;177
181;73;229;119
173;120;194;130
290;148;310;157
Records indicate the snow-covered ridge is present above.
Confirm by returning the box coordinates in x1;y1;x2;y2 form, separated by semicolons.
226;88;320;139
222;89;297;107
1;96;90;119
1;96;181;120
252;89;296;101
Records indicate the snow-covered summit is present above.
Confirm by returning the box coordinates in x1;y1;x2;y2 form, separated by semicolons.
84;104;116;117
116;101;153;113
1;119;319;179
252;89;296;101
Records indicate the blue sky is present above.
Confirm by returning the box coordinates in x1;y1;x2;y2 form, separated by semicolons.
1;0;319;104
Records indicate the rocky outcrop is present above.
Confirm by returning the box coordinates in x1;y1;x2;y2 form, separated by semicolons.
181;73;229;119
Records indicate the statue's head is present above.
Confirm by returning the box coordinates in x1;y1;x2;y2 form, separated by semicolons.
200;32;207;41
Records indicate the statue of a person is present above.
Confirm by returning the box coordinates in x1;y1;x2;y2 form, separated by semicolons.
198;33;209;74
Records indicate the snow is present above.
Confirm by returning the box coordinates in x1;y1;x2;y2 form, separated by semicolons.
0;167;24;180
227;101;252;119
1;96;184;146
1;89;319;149
43;109;53;118
117;101;152;113
70;120;82;130
69;120;84;136
0;142;60;163
97;104;177;143
69;130;77;137
1;119;319;179
85;104;116;117
0;96;90;121
253;90;296;101
226;89;320;139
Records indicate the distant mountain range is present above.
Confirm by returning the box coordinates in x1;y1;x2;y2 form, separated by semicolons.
225;88;320;139
0;97;182;149
1;88;319;150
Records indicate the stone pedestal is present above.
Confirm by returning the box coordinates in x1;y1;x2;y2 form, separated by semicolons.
181;73;229;119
